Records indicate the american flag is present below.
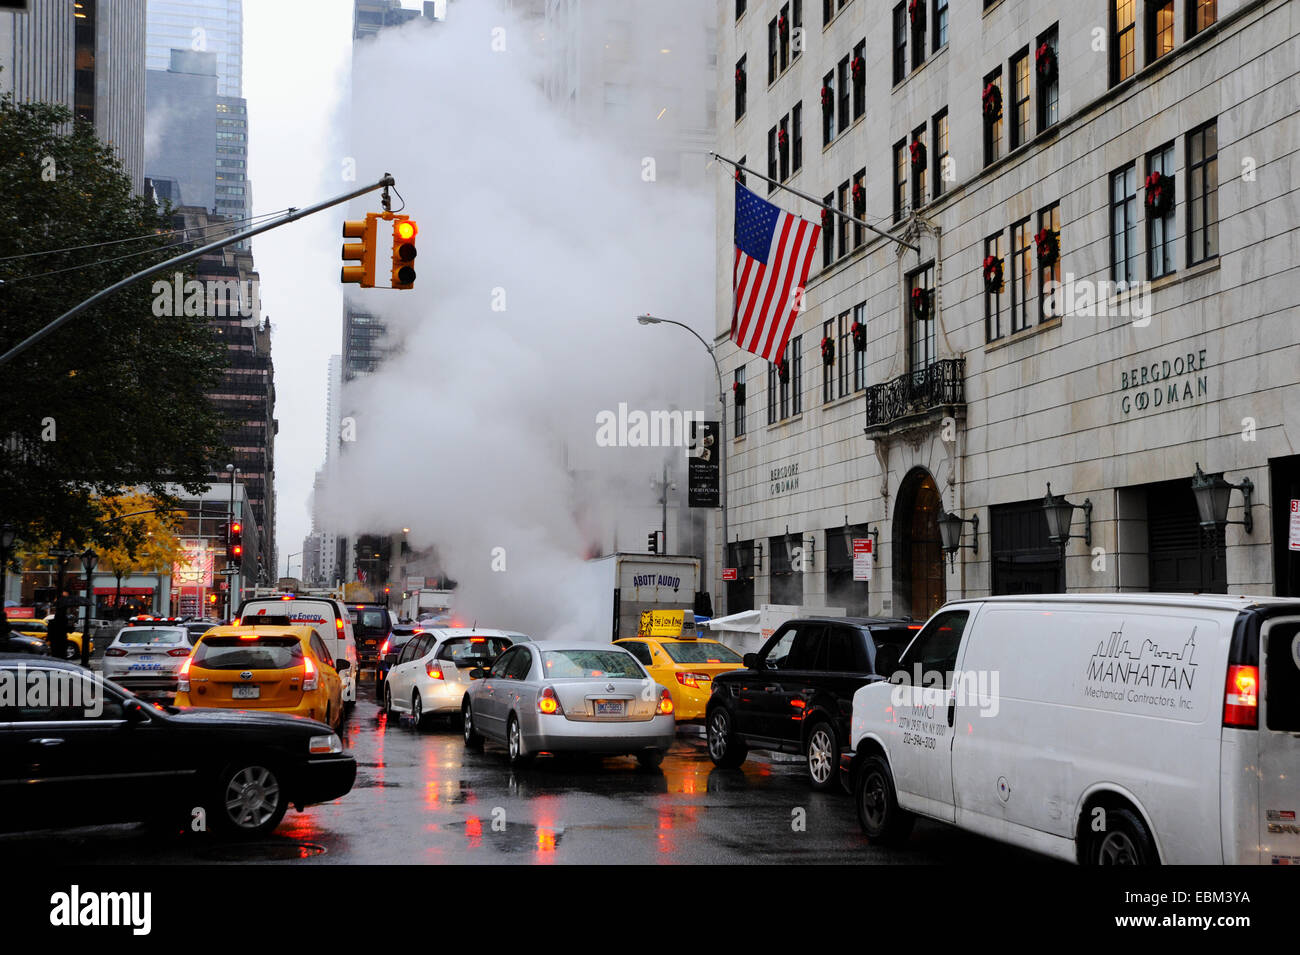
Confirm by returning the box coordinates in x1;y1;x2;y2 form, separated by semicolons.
730;183;821;362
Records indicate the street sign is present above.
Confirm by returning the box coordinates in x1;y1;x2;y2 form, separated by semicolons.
852;538;873;581
217;566;242;576
1289;499;1300;552
722;567;738;581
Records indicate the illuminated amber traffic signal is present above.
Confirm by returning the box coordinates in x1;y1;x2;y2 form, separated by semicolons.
341;215;378;287
391;216;417;289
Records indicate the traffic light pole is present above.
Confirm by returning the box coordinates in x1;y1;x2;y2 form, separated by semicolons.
0;174;398;368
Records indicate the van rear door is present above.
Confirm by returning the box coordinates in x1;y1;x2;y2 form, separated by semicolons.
1259;616;1300;864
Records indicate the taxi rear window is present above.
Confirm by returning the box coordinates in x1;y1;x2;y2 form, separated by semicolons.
662;641;742;664
193;636;303;670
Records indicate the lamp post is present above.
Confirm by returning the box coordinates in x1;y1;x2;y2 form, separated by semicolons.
286;551;302;578
79;547;98;668
636;314;727;617
0;524;16;638
225;463;239;619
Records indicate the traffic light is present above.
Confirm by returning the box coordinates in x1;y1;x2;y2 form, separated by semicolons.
647;532;659;554
227;521;243;564
391;216;417;289
341;214;378;287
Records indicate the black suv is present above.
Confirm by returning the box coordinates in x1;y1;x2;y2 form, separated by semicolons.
705;616;918;790
347;603;393;681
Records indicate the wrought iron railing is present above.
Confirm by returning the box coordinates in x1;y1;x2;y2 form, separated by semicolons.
864;358;965;430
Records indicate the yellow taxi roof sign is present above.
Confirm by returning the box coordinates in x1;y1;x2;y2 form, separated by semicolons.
637;609;697;638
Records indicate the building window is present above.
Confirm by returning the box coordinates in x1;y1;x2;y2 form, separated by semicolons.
736;154;747;187
823;0;833;26
911;125;927;209
1036;25;1059;133
779;116;790;180
852;39;866;121
768;18;779;83
737;0;746;20
779;3;791;71
1147;142;1176;279
837;55;851;132
911;0;925;70
933;0;948;51
892;4;907;85
1148;0;1174;62
792;0;802;61
767;126;778;193
838;311;851;397
734;367;747;436
932;109;949;199
852;302;867;390
985;231;1005;341
822;318;835;403
983;68;1003;166
821;317;832;400
767;361;778;424
792;102;803;173
908;265;936;374
791;335;803;416
837;180;851;258
893;139;907;222
1111;163;1138;285
1038;202;1061;321
1188;0;1216;38
822;71;835;145
1011;217;1033;333
735;56;746;121
1112;0;1136;85
1009;49;1030;149
852;167;866;247
822;191;835;268
1187;119;1218;264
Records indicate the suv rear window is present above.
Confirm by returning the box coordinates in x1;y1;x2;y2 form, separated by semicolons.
193;635;304;670
437;636;511;664
662;641;741;664
118;628;187;645
350;608;389;631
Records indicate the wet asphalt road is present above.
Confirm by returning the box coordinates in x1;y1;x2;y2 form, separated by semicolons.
1;689;1051;865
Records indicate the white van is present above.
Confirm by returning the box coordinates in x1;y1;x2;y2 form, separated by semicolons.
842;593;1300;865
237;596;360;705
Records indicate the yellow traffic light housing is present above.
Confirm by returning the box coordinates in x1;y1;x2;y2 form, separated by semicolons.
391;215;417;289
341;215;378;287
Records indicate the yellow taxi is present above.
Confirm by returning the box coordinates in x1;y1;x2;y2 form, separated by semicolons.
174;625;346;731
615;627;744;723
8;618;92;660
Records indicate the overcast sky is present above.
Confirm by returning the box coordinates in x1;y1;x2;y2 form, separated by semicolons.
244;0;354;574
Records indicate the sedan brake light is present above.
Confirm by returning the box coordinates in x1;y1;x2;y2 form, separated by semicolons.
105;648;127;657
675;671;711;688
425;661;444;680
538;686;564;715
303;656;319;691
657;688;674;716
177;656;193;692
167;648;191;657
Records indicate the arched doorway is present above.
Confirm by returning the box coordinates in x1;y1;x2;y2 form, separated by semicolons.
893;468;945;619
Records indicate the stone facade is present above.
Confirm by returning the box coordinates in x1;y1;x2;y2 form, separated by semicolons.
714;0;1300;619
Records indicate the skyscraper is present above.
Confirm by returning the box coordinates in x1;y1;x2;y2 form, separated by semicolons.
145;0;241;96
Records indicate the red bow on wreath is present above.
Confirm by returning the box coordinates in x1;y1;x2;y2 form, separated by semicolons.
778;14;788;34
909;139;926;168
851;56;864;80
821;85;833;109
982;82;1002;120
851;321;866;350
735;67;745;84
910;287;930;320
851;182;865;209
1144;171;1173;216
778;128;788;147
1034;228;1059;265
982;254;1004;293
1036;42;1057;80
909;0;924;26
820;336;835;364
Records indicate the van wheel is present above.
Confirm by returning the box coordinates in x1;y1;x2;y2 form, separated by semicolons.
804;719;838;791
1088;808;1159;865
462;701;483;750
706;707;747;768
855;756;914;846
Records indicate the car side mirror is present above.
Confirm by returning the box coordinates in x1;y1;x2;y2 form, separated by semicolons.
742;653;760;670
335;659;351;672
124;699;152;724
874;645;902;681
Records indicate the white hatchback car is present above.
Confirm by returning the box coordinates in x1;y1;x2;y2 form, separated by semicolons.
102;624;194;701
383;628;525;727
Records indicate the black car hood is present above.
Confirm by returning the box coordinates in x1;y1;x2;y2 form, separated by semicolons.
163;707;330;732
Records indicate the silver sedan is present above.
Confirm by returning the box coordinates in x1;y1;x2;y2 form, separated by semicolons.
461;640;676;769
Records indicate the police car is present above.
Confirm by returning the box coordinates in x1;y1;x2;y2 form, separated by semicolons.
102;618;194;701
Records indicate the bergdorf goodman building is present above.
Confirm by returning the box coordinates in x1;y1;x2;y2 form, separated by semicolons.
713;0;1299;620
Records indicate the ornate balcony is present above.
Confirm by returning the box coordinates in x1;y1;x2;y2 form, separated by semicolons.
863;358;966;437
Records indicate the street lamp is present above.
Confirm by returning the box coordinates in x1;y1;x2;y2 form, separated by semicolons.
937;510;978;565
0;524;17;637
79;547;98;668
1042;483;1092;552
635;313;727;617
1191;463;1253;534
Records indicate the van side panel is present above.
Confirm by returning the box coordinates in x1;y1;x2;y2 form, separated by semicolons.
1219;728;1261;864
951;605;1228;864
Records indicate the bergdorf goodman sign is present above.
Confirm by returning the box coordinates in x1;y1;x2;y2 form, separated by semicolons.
1119;349;1209;415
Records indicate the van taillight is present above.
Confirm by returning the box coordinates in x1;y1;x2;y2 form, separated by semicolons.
1223;664;1258;728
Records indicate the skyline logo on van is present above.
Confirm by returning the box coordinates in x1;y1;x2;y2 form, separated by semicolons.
1082;624;1202;715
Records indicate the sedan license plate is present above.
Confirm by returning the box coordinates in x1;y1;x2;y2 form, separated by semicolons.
136;654;155;661
231;686;260;700
128;663;162;671
594;700;625;717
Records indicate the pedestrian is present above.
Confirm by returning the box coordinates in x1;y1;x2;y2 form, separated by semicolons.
47;599;69;659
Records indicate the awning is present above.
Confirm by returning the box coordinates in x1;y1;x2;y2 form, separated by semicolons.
703;609;762;633
94;587;155;596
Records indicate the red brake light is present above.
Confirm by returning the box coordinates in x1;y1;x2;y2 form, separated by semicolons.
303;655;318;691
105;648;127;657
380;639;390;655
657;688;674;715
178;656;193;692
538;686;563;715
1223;664;1258;728
470;637;485;643
167;648;191;657
336;618;343;630
426;662;444;680
675;672;709;688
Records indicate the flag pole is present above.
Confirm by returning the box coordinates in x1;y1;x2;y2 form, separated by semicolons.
710;151;919;254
